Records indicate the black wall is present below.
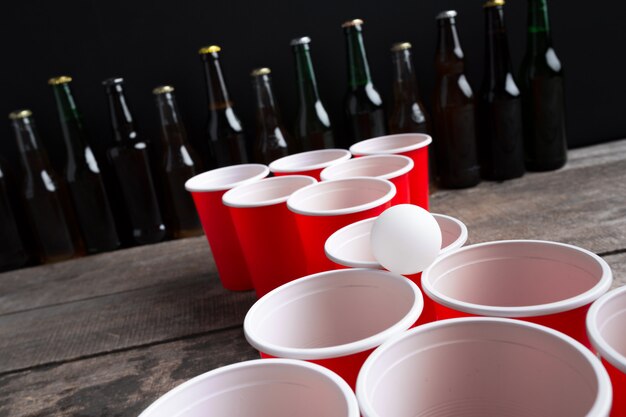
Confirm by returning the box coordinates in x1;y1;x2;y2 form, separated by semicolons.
1;0;624;174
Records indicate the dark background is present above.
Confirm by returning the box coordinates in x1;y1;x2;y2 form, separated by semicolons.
1;0;624;174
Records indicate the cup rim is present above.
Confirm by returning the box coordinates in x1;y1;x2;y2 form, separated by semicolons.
222;175;317;208
286;177;396;217
586;285;626;373
269;149;352;174
138;358;360;417
355;317;613;417
243;268;423;360
184;164;269;193
349;133;432;156
319;154;414;182
421;240;613;318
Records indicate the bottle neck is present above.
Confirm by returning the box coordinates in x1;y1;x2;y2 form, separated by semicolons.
253;75;283;130
12;117;45;172
51;83;87;164
105;84;138;143
202;53;232;111
391;49;419;103
155;92;187;147
527;0;551;53
294;45;321;109
484;6;514;83
345;27;372;88
435;18;465;74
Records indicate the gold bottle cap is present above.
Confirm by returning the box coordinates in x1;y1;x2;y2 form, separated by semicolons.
391;42;412;52
153;85;175;95
48;75;73;85
342;18;364;28
251;67;271;77
483;0;505;7
9;109;33;120
198;45;221;55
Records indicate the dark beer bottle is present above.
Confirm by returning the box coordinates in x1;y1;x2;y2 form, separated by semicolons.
251;68;290;164
9;110;85;263
520;0;567;171
0;159;31;271
342;19;387;145
478;0;525;181
291;36;335;151
433;11;481;189
389;42;430;135
153;86;203;238
103;78;166;245
199;45;249;167
49;76;120;253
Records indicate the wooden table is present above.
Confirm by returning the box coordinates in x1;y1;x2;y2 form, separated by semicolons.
1;139;625;416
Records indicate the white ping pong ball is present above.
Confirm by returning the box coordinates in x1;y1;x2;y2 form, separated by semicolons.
370;204;442;275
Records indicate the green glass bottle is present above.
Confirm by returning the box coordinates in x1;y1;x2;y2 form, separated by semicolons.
291;36;335;151
49;76;120;253
342;19;387;145
520;0;567;171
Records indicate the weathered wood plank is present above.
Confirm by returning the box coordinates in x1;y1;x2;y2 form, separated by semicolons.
607;252;626;289
0;328;259;417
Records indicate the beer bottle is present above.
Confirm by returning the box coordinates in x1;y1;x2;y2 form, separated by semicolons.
478;0;525;181
0;159;31;271
342;19;387;145
433;11;481;189
49;76;120;253
520;0;567;171
251;68;290;164
9;110;85;263
389;42;430;135
153;86;203;238
291;36;335;150
199;45;249;167
102;78;166;245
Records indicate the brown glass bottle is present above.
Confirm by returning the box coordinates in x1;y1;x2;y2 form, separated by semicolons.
0;159;32;271
251;68;290;164
342;19;387;145
199;45;249;167
433;11;481;189
103;78;166;245
49;76;121;253
153;86;203;238
478;0;525;181
9;110;85;263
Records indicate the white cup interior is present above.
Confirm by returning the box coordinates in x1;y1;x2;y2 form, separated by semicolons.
320;155;413;181
222;175;317;208
357;318;611;417
185;164;269;192
349;134;432;156
244;269;422;359
287;177;396;216
587;285;626;373
269;149;351;173
422;240;612;317
139;359;358;417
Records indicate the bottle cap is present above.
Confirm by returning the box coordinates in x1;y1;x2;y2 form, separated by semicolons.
198;45;221;55
436;10;458;19
483;0;505;7
102;78;124;86
9;110;32;120
251;67;271;77
48;76;73;85
341;19;364;28
391;42;412;52
153;85;175;95
290;36;311;46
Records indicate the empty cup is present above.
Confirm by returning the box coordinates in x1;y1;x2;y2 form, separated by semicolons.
244;268;423;389
320;154;414;205
356;317;612;417
349;134;431;209
287;177;396;274
222;175;316;297
138;358;359;417
587;285;626;417
185;164;269;291
422;240;613;346
269;149;352;180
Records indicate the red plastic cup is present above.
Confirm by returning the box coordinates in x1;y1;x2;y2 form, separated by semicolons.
356;318;612;417
222;175;316;297
185;164;269;291
320;155;414;205
269;149;352;180
349;134;431;210
422;240;613;347
287;177;396;274
587;285;626;417
244;268;423;389
325;213;468;324
138;358;359;417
